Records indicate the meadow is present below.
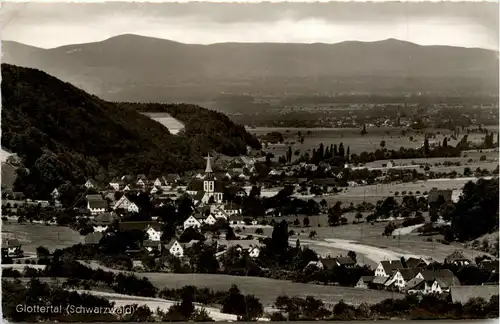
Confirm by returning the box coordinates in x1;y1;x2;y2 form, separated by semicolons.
141;113;185;135
138;273;401;307
249;126;496;158
2;223;83;253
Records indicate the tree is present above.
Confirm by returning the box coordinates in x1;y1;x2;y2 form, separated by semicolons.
380;140;386;149
347;251;357;263
355;212;363;223
303;217;310;227
360;125;367;135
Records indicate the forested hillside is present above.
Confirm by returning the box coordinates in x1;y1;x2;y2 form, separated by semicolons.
116;102;261;156
1;64;260;198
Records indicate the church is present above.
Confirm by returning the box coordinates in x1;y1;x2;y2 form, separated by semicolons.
186;154;225;205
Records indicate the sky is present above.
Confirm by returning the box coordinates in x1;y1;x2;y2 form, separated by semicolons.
1;1;498;50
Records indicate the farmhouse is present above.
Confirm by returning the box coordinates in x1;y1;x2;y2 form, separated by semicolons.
204;214;217;226
165;239;184;257
84;179;96;189
87;199;108;215
374;260;404;277
113;195;133;211
51;188;59;199
145;223;163;241
184;215;202;229
248;246;261;258
2;239;23;257
92;212;118;232
355;276;374;289
310;257;356;270
444;250;471;266
385;268;423;291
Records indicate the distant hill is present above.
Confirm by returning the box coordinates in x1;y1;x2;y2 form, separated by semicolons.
2;35;498;102
1;64;260;198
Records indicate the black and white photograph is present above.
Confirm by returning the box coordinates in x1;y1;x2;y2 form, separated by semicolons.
1;0;499;322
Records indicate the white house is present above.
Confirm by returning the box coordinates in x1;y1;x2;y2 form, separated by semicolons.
51;188;59;199
374;260;404;277
385;268;423;291
248;247;260;258
204;214;217;226
113;195;133;210
137;179;146;187
84;180;96;189
123;185;131;192
166;239;184;258
146;224;162;241
128;202;139;213
150;187;159;194
184;215;202;229
213;209;229;220
154;178;163;187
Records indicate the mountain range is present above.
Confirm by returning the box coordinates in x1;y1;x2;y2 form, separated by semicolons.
1;63;260;198
3;34;498;102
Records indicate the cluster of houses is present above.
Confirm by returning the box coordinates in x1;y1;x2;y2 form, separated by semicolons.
80;155;260;259
354;251;498;295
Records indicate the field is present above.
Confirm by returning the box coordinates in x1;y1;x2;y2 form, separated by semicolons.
141;113;185;135
317;177;493;205
138;273;401;307
1;223;83;253
240;210;492;269
248;126;497;158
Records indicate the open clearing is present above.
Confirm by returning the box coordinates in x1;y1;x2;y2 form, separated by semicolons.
249;126;497;158
138;273;401;307
141;113;185;135
80;261;401;306
319;177;490;205
2;223;83;253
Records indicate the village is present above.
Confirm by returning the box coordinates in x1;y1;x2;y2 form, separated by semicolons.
2;151;499;309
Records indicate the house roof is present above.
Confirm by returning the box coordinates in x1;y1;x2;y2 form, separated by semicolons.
147;223;162;231
228;215;245;221
405;277;425;290
398;268;422;281
86;194;103;201
84;232;103;245
450;285;499;304
380;260;404;274
406;257;428;268
420;269;460;287
335;257;356;266
118;221;157;232
359;276;374;283
94;212;118;225
445;250;470;263
165;238;180;250
88;199;108;209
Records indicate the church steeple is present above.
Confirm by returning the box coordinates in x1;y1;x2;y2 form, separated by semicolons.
205;153;213;175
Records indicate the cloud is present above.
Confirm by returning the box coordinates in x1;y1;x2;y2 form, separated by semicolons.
2;2;498;49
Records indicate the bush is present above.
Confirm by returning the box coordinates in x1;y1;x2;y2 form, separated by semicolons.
255;228;264;235
480;155;487;161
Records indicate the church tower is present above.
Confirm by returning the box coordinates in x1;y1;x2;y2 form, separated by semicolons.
203;153;215;193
